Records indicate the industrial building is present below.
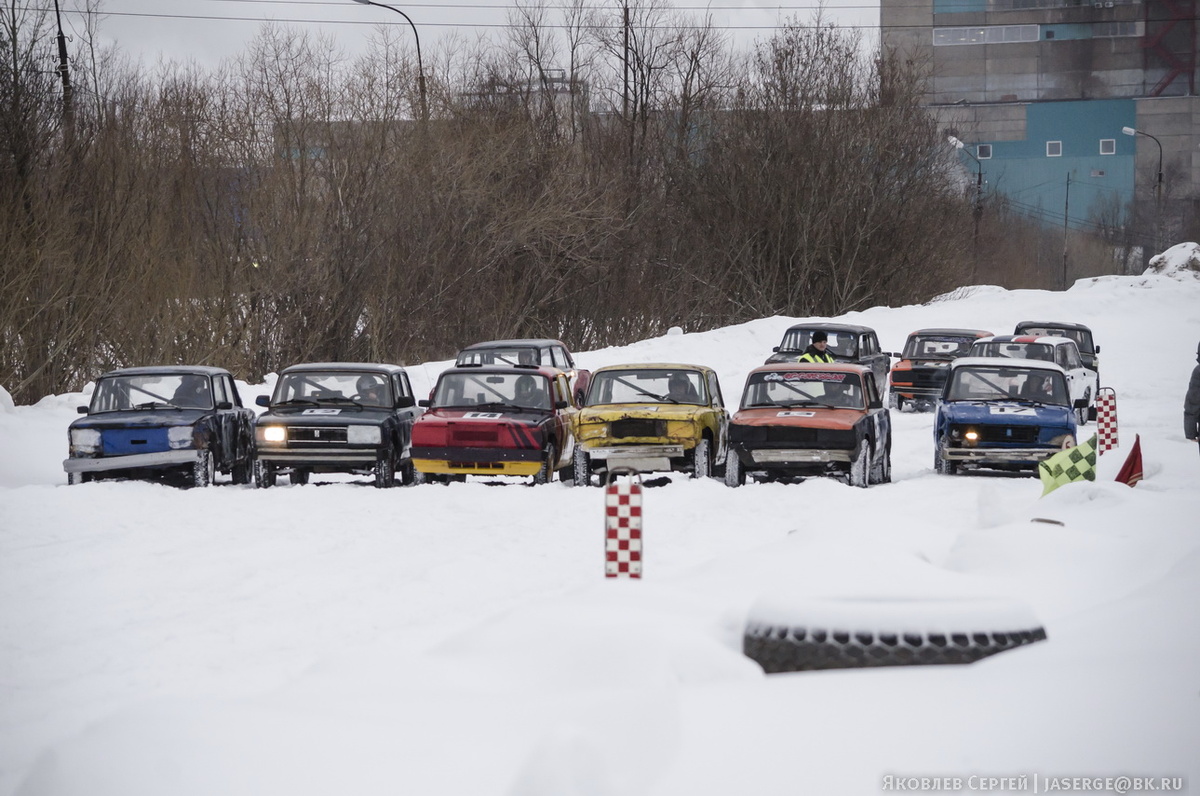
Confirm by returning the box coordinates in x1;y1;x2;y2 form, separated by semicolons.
882;0;1198;257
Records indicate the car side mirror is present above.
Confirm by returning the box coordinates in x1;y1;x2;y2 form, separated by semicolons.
1094;345;1100;353
396;395;416;409
555;400;569;410
772;346;780;353
216;401;233;410
418;399;431;408
885;352;901;358
870;399;883;409
255;395;270;407
77;405;89;414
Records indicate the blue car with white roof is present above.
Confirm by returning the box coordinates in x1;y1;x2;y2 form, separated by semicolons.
933;357;1078;475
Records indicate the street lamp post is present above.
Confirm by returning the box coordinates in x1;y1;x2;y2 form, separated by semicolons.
351;0;428;122
948;136;984;282
1122;125;1163;256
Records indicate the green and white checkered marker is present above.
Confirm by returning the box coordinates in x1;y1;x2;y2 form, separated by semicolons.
1038;434;1098;497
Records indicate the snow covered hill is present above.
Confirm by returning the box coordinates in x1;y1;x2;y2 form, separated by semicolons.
2;268;1198;796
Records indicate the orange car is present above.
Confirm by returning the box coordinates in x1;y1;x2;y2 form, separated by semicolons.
886;328;993;412
724;363;891;488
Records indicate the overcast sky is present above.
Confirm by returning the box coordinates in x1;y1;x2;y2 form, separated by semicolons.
50;0;882;71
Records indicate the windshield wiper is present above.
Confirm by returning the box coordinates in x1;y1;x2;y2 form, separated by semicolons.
135;401;172;410
274;398;319;407
475;401;523;411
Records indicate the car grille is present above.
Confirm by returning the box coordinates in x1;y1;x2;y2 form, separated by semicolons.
954;424;1039;444
894;368;949;390
610;418;666;438
287;425;348;444
102;428;170;455
730;425;855;449
451;428;501;445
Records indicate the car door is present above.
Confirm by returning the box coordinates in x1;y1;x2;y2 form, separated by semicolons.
859;333;889;393
863;374;890;462
1057;343;1094;406
392;372;419;457
706;371;729;459
224;375;255;465
552;373;576;463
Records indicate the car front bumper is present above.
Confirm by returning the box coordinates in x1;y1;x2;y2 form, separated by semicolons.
63;449;200;474
586;444;685;472
942;446;1062;464
412;446;542;476
255;447;380;466
748;448;852;465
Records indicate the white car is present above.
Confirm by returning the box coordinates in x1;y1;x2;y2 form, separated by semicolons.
968;335;1098;424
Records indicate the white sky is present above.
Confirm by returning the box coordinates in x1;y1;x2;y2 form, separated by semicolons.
53;0;883;70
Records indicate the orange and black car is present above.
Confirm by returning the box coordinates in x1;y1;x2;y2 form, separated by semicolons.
886;328;993;412
725;363;891;488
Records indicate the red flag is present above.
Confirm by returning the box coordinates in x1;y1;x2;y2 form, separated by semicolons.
1114;434;1143;487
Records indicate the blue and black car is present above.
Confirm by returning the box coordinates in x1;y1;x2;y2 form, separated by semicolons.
934;357;1078;475
64;366;256;487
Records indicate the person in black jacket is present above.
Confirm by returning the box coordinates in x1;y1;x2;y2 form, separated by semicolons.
1185;341;1200;458
799;331;836;364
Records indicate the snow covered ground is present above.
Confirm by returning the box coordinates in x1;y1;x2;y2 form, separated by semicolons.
2;255;1199;796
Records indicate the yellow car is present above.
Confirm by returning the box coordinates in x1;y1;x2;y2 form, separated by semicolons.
572;363;729;484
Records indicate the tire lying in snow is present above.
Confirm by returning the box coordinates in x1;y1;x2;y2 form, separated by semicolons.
742;596;1047;673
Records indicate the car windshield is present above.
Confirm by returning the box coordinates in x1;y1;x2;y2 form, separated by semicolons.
90;373;213;412
741;370;865;410
946;366;1069;406
903;335;977;360
435;371;553;410
456;347;545;367
971;341;1057;364
274;371;393;408
584;369;704;406
777;329;857;358
1018;326;1094;354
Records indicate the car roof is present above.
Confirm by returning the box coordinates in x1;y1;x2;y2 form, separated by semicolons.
591;363;715;375
782;322;876;335
279;362;408;375
457;339;567;351
950;357;1067;374
1014;320;1093;333
907;328;993;338
99;365;233;378
976;335;1078;347
441;365;561;379
751;362;872;376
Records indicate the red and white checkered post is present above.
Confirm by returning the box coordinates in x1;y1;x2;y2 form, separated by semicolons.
1096;387;1118;455
605;469;643;578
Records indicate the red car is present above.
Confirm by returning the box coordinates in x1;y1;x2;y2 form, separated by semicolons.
412;365;578;484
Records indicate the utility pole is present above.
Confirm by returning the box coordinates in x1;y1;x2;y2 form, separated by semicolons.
1062;173;1070;290
52;0;73;139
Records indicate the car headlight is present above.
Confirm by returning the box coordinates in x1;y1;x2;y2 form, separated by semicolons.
256;425;287;444
347;425;381;445
70;428;101;454
168;426;195;449
963;429;979;442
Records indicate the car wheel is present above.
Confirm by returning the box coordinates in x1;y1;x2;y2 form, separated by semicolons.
533;443;557;485
374;451;396;488
67;471;82;486
192;449;214;488
934;442;958;476
572;444;592;486
690;438;712;479
1077;389;1091;426
398;458;419;486
848;443;869;488
290;468;310;486
253;459;276;489
231;456;252;485
870;439;891;484
724;448;745;488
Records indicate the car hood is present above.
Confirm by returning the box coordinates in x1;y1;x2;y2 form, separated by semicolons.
731;406;863;432
417;407;549;425
70;409;207;430
938;400;1074;426
258;406;395;425
578;404;705;423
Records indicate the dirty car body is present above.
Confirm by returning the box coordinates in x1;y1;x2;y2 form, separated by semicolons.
725;363;891;487
63;366;255;487
573;363;728;483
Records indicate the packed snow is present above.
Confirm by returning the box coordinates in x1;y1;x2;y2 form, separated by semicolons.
2;257;1199;796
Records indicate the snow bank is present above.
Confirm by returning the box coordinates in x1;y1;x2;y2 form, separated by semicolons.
1144;241;1200;280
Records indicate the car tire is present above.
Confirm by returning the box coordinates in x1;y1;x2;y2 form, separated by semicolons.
231;456;253;485
691;438;712;479
398;458;418;486
253;459;276;489
848;443;869;488
723;448;745;488
67;471;82;486
572;444;592;487
870;439;892;484
192;449;215;488
534;443;557;485
374;451;396;488
1077;389;1091;426
934;442;958;476
744;613;1047;673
